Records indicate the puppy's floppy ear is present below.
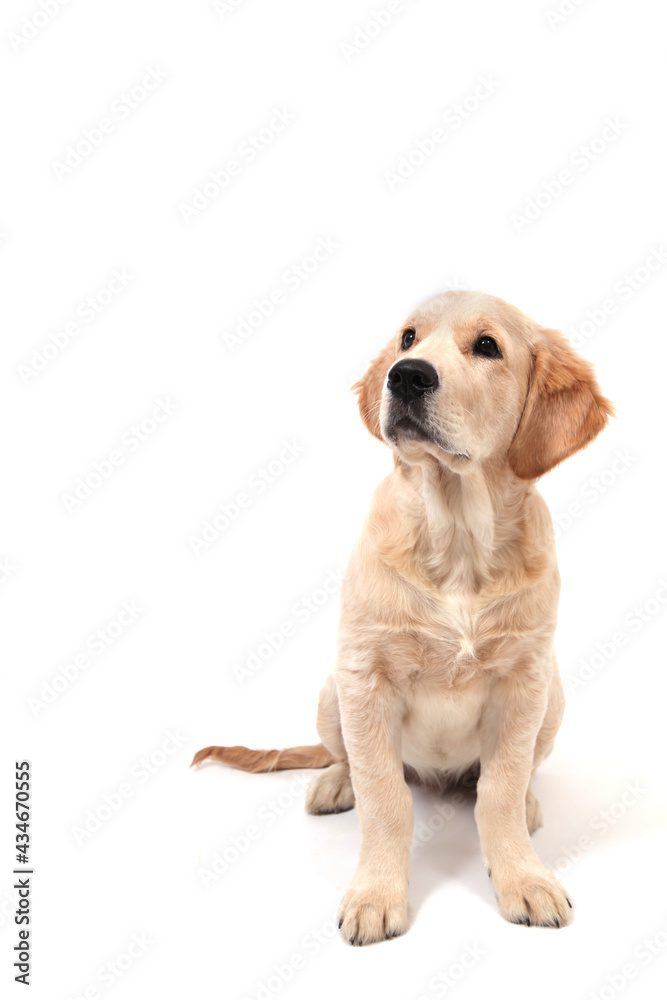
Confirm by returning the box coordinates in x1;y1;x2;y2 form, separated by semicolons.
509;328;614;480
352;344;395;441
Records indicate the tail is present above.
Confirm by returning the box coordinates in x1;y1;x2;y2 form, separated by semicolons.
190;742;339;773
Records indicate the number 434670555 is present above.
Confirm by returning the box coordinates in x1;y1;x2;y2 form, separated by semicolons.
15;761;31;863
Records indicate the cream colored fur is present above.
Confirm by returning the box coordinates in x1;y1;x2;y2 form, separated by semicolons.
194;290;613;945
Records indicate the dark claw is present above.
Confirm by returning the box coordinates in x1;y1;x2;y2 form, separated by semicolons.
554;919;560;928
567;898;573;909
338;919;343;929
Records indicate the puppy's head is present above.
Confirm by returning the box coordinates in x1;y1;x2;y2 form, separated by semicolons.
353;291;613;480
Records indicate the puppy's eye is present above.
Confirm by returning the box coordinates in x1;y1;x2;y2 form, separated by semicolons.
473;335;501;359
401;328;416;350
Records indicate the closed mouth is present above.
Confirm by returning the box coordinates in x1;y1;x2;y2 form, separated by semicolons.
385;415;469;460
391;415;431;441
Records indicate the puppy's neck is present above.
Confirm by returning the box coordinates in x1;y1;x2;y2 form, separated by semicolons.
394;455;531;592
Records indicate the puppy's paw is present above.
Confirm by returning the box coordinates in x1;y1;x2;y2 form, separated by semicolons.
525;789;543;834
337;884;409;946
494;867;573;928
306;763;355;815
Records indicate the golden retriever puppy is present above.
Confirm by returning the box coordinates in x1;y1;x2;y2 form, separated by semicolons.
193;290;613;945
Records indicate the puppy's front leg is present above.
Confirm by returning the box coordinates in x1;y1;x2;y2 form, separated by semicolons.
335;667;412;945
475;671;573;927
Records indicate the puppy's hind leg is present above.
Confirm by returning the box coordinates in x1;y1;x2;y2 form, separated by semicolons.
306;674;355;816
307;762;355;815
526;665;565;835
525;787;544;835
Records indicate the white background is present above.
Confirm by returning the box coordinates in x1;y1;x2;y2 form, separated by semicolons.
2;1;666;998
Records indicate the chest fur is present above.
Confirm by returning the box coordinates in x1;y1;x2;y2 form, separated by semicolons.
402;590;527;684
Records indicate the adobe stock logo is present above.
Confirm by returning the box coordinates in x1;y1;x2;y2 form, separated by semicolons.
222;237;339;353
188;440;306;554
51;68;168;180
339;0;420;64
552;447;638;541
63;933;153;999
198;776;309;887
27;601;145;716
18;269;134;385
7;0;73;53
566;247;667;349
384;76;500;191
511;118;627;233
231;569;344;684
212;0;249;16
549;781;649;876
69;731;189;846
416;943;486;999
545;0;592;29
0;558;17;587
240;916;337;1000
565;579;667;696
178;108;296;223
586;918;667;1000
60;398;179;513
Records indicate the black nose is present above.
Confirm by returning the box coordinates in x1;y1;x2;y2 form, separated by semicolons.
387;359;439;404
